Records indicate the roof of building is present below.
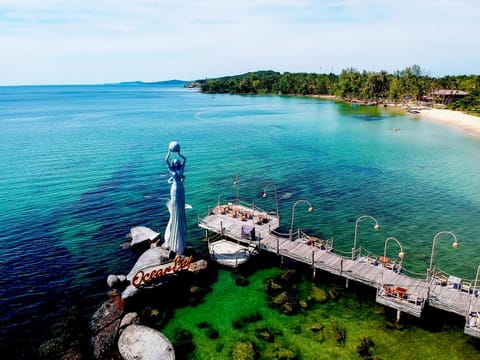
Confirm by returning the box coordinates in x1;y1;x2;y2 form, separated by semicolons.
432;89;469;96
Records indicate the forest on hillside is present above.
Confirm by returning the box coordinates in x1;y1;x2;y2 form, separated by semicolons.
199;66;480;114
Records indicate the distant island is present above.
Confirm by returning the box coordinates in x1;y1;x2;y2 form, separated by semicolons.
116;79;189;86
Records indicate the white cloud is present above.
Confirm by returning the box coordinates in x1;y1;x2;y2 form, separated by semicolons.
0;0;479;84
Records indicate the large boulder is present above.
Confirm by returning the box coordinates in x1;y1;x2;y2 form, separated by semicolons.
126;246;170;282
129;226;161;247
90;296;125;359
107;274;127;288
118;324;175;360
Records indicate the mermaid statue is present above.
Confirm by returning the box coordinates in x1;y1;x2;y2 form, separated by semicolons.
164;141;187;255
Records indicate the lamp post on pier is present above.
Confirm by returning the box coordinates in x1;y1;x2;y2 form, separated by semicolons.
289;200;313;240
474;265;480;296
352;215;380;260
233;174;239;208
427;231;459;281
383;236;406;270
262;182;279;221
466;264;480;329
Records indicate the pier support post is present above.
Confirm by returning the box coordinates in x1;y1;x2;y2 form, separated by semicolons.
312;250;316;278
396;309;402;322
341;260;349;288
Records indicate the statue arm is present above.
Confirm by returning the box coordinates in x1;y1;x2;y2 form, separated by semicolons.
179;153;186;166
165;150;172;168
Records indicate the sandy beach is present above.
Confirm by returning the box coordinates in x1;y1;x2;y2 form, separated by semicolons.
411;108;480;137
317;94;480;138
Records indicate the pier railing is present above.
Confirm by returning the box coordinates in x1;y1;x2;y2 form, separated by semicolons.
198;200;480;338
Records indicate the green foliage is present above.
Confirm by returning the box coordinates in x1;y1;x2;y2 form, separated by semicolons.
448;87;480;113
199;67;480;113
201;70;335;96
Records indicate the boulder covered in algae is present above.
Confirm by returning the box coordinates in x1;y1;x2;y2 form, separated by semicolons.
118;324;175;360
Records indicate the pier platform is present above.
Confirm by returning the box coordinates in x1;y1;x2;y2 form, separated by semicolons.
198;202;480;337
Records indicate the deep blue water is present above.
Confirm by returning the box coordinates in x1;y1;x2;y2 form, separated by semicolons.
1;84;479;358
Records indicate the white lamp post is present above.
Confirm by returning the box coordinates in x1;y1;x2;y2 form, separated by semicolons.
427;231;459;281
383;236;406;269
289;200;313;240
352;215;380;260
233;174;239;208
262;182;279;221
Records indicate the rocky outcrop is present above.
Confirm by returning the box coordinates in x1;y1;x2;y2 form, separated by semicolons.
126;247;171;281
90;295;125;359
107;274;127;288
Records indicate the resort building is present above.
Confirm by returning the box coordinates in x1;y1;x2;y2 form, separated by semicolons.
431;89;469;105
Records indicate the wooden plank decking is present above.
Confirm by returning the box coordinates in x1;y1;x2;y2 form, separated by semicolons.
199;204;479;335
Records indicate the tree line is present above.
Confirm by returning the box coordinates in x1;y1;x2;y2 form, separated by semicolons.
199;67;480;113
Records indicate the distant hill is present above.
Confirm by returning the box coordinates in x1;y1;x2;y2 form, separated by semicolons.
116;79;189;86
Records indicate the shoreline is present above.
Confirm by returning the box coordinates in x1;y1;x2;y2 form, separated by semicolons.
311;95;480;137
407;108;480;137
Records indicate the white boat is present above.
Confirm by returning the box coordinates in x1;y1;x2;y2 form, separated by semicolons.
199;200;279;269
208;239;258;269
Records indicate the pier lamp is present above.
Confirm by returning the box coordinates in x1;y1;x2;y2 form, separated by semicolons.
427;231;459;281
233;174;239;207
262;182;280;221
466;264;480;322
289;200;313;240
475;265;480;295
383;237;406;269
352;215;380;260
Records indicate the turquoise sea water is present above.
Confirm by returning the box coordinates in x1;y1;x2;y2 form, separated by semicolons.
1;84;480;358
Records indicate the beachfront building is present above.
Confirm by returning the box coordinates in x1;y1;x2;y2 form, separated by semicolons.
431;89;469;105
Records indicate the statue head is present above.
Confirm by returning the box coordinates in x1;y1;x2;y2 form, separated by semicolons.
169;141;180;153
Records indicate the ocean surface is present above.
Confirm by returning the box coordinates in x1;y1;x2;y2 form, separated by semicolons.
1;84;480;359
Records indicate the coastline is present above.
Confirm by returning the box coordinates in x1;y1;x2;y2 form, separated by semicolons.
312;95;480;137
409;108;480;137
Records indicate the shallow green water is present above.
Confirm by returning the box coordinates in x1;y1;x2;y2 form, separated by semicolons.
162;264;479;359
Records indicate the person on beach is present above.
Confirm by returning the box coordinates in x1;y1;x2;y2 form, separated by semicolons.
164;142;187;255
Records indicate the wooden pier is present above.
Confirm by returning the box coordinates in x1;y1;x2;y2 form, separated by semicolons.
198;202;480;337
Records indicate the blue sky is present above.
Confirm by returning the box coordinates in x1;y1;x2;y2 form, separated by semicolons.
1;0;478;85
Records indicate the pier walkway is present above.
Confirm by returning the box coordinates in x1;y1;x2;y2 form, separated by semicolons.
198;202;480;338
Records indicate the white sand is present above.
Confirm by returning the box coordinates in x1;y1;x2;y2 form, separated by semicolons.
413;109;480;137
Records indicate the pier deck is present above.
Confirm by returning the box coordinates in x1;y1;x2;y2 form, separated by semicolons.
199;204;480;336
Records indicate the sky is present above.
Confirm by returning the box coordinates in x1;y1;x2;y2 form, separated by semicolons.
0;0;479;85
